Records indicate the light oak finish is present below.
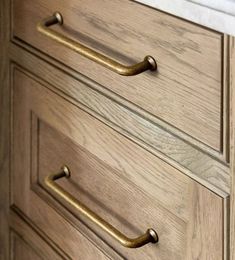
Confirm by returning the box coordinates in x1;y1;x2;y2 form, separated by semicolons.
12;0;224;151
230;36;235;260
11;67;226;259
0;0;234;258
10;209;64;260
9;43;230;195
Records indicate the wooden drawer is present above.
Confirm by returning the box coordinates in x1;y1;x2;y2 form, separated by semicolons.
11;68;225;259
10;210;63;260
12;0;223;151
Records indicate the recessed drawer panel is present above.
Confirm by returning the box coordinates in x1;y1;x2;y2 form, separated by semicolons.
12;68;225;259
12;0;223;151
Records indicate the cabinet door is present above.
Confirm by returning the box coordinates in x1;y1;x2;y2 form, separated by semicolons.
11;66;226;259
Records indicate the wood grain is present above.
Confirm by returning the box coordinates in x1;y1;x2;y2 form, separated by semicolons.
230;36;235;260
11;67;225;259
0;0;10;259
222;35;231;163
10;210;63;260
186;185;224;259
9;45;230;195
12;0;224;151
38;118;185;260
11;233;42;260
11;72;121;260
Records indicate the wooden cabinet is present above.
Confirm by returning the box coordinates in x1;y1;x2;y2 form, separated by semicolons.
11;68;225;259
0;0;234;259
13;0;224;151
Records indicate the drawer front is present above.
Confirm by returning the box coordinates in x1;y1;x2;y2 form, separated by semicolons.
12;0;223;151
10;211;63;260
11;68;224;259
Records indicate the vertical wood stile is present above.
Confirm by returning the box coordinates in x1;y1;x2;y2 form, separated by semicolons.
0;0;10;259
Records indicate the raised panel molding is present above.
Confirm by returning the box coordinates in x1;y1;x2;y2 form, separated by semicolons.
28;112;124;260
10;0;231;159
9;61;230;195
9;206;67;260
0;0;232;258
11;67;227;259
10;230;42;260
10;33;229;160
10;69;125;258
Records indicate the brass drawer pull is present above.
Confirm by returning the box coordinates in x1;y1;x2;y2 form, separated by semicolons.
37;13;157;76
45;166;159;248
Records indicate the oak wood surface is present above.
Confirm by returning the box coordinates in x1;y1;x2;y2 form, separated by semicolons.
12;0;224;151
10;210;63;260
9;44;230;196
222;35;231;163
11;74;121;260
11;233;42;260
0;0;232;258
0;0;10;259
230;36;235;260
11;67;225;259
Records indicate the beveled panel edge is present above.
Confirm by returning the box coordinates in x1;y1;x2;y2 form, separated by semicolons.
9;61;230;197
10;65;123;260
9;205;69;259
29;106;227;259
10;228;47;260
29;112;125;260
223;196;230;260
222;35;231;163
9;0;228;158
10;31;226;161
229;36;235;260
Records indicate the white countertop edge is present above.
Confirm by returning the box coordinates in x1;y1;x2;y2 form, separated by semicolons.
135;0;235;36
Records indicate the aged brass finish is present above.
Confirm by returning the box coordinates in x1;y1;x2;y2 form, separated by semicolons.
45;166;159;248
37;13;157;76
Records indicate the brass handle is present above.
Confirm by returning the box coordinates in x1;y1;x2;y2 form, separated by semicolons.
37;12;157;76
45;166;158;248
